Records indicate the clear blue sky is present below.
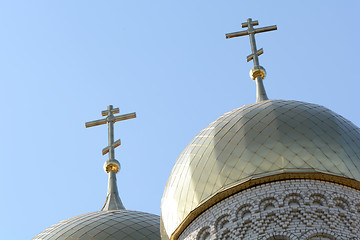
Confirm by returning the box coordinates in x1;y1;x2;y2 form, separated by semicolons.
0;1;359;239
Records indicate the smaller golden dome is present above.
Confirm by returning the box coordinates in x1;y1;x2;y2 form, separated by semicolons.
33;210;160;240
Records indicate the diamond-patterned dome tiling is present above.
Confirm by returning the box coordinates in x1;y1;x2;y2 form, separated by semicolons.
33;210;160;240
161;99;360;238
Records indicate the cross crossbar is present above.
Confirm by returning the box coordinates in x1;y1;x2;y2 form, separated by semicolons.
114;112;136;123
85;118;107;128
247;48;263;62
225;25;277;39
85;112;136;128
102;139;121;155
241;20;258;28
102;107;119;116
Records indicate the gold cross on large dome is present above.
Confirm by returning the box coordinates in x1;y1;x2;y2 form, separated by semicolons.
226;18;277;102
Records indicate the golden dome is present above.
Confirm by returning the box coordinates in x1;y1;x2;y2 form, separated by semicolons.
33;210;160;240
161;99;360;239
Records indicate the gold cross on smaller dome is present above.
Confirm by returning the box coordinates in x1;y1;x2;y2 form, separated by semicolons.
85;105;136;211
85;105;136;172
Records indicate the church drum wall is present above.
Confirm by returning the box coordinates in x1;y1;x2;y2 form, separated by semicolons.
178;179;360;240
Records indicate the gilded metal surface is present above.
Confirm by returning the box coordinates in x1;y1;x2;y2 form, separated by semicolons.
103;139;121;156
102;170;124;211
226;18;277;102
104;160;120;173
247;48;263;62
102;107;119;116
85;105;136;211
250;66;266;80
33;210;161;240
161;100;360;239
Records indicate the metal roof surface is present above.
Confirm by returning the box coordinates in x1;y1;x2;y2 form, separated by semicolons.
161;99;360;238
33;210;160;240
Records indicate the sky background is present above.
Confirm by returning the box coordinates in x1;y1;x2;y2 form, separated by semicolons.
0;1;359;239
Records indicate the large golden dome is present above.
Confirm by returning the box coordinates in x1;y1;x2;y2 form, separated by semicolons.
33;210;160;240
161;99;360;239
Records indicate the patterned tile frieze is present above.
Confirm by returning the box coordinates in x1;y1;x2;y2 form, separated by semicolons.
179;179;360;240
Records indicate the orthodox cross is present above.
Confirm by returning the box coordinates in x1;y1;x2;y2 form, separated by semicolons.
226;18;277;102
226;18;277;67
85;105;135;211
85;105;136;161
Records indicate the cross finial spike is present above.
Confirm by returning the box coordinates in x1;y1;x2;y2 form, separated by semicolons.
226;18;277;102
85;104;136;211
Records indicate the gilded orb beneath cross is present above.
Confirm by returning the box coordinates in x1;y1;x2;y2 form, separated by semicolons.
104;159;120;173
250;65;266;80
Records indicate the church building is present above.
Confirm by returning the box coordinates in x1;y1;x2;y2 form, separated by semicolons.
33;18;360;240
